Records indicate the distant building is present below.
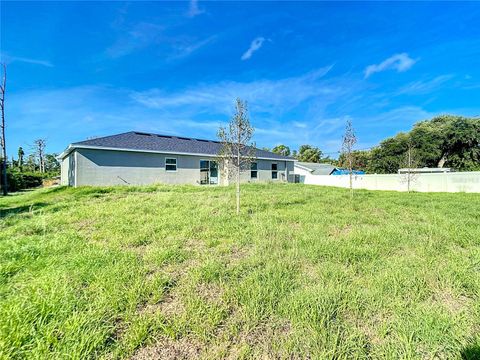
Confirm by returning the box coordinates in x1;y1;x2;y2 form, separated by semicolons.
294;162;365;183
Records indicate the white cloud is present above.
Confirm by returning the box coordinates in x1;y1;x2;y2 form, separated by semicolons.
241;37;266;60
397;74;454;95
364;53;417;78
1;53;53;67
187;0;204;18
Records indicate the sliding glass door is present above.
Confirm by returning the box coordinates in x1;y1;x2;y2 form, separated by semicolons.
200;160;218;185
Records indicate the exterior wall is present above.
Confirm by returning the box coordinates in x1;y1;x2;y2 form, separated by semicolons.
67;148;293;186
295;168;480;193
293;166;310;183
60;153;75;186
237;159;294;184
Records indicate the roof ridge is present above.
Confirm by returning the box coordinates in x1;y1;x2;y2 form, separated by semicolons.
73;131;135;144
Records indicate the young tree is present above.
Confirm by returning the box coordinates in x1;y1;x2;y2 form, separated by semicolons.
0;63;7;195
33;139;47;173
17;147;25;170
341;119;357;197
217;98;255;215
399;142;419;193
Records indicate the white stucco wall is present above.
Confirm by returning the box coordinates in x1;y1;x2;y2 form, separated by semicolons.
295;168;480;193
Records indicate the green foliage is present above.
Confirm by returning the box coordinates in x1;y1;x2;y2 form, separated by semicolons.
272;144;291;157
338;150;371;171
1;184;479;358
296;145;323;163
359;115;480;173
17;147;25;170
6;170;43;192
44;154;60;173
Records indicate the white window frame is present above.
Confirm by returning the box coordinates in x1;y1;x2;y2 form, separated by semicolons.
165;157;177;172
271;162;278;180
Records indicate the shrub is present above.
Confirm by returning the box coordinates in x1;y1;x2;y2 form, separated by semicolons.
6;170;44;192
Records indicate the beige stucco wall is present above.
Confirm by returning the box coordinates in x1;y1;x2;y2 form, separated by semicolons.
66;148;293;187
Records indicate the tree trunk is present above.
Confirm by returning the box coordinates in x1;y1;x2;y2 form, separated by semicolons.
236;169;240;215
437;153;447;168
349;157;353;198
236;129;240;215
1;65;6;196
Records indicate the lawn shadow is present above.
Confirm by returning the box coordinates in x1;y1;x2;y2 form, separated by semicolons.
0;202;49;218
462;344;480;360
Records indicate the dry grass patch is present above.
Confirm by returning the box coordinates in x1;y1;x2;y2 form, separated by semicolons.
131;335;203;360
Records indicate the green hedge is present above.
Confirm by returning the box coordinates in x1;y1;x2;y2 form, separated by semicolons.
6;171;44;192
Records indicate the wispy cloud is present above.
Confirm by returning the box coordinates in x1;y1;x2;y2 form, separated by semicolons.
106;22;164;58
130;65;335;114
397;74;454;95
187;0;204;18
105;19;213;60
241;37;266;60
1;53;53;67
169;35;217;60
364;53;416;78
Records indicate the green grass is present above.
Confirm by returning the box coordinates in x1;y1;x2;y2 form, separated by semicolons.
0;184;479;359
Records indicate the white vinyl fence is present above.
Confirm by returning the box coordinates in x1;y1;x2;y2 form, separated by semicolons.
299;171;480;193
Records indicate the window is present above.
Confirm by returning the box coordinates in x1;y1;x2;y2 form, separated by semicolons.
200;160;218;185
271;163;278;179
165;158;177;172
251;162;258;179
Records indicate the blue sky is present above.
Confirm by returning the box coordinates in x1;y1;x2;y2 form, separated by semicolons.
1;1;480;157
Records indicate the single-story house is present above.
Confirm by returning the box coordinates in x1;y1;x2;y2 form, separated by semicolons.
294;162;365;183
58;131;295;187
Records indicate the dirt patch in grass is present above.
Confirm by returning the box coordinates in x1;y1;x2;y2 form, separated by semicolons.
328;224;353;238
196;282;224;303
131;335;203;360
226;245;250;264
433;289;471;314
139;291;185;318
344;310;391;346
212;315;293;359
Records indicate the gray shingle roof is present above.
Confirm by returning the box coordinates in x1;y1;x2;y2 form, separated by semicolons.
295;162;337;175
70;131;294;160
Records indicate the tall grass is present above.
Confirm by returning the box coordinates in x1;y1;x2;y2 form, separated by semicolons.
1;184;479;359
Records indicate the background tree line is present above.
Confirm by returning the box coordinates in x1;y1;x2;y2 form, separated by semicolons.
270;115;479;173
0;140;60;192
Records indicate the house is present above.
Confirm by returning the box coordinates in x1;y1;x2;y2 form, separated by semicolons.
294;162;365;183
58;131;295;187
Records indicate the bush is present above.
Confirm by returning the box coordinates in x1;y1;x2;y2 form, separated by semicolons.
6;170;44;192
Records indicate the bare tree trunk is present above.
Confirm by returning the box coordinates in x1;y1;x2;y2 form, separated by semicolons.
437;153;447;168
236;127;240;215
349;157;353;197
33;139;47;173
0;64;7;196
407;147;411;192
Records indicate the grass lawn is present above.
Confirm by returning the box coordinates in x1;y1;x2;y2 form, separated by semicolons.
0;184;479;359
